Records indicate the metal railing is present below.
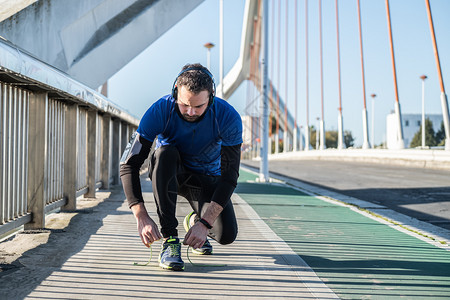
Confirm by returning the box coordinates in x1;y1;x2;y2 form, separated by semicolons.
0;38;139;236
46;98;65;206
1;83;30;228
77;107;88;193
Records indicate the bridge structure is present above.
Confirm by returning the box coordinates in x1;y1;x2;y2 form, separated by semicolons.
239;0;450;160
0;0;210;236
0;1;450;299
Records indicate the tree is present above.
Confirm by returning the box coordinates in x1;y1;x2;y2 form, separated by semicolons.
344;130;355;148
309;126;317;149
270;115;277;135
325;131;338;148
308;129;354;149
435;121;446;146
410;118;437;147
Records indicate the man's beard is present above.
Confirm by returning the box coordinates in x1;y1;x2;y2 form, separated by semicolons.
182;114;200;122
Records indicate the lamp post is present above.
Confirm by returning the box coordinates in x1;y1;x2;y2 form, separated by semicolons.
304;0;310;151
204;42;215;70
259;0;269;182
319;0;326;150
371;94;376;148
420;75;428;148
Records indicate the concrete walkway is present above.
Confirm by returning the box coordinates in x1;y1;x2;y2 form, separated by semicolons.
0;176;334;299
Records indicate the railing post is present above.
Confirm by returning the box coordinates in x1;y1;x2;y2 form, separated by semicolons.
121;121;129;153
63;103;78;211
128;125;136;139
26;92;48;229
100;114;111;189
85;109;97;198
111;118;121;185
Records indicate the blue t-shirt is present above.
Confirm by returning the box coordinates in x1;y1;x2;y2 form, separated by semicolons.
137;95;243;176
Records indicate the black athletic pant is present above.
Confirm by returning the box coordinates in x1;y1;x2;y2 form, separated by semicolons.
149;145;238;244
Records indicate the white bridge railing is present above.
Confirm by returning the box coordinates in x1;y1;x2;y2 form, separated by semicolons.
0;38;139;236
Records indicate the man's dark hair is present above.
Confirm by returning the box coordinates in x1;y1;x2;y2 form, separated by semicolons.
176;63;214;95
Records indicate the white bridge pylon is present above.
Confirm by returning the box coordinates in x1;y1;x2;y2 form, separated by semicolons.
221;0;299;151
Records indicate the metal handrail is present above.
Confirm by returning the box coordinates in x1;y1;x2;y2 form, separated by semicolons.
0;37;138;125
0;37;138;237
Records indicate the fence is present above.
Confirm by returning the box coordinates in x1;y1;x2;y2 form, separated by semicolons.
0;38;139;237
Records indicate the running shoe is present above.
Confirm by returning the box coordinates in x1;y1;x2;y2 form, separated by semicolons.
183;211;213;255
159;237;184;271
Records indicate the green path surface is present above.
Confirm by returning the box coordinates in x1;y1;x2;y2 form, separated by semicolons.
236;170;450;299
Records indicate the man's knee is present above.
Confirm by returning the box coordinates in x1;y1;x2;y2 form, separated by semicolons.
150;145;181;182
154;145;179;161
217;227;238;245
152;145;180;173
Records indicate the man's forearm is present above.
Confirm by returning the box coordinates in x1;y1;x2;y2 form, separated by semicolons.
120;165;145;208
131;202;149;219
201;201;223;227
119;133;153;208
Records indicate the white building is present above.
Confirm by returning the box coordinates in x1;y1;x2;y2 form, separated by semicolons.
386;113;443;148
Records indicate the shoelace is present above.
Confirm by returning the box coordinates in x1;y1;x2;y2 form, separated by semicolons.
133;242;227;268
165;242;181;257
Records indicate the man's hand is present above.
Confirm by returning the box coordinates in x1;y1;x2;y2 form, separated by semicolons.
183;222;209;249
131;203;162;247
183;201;223;248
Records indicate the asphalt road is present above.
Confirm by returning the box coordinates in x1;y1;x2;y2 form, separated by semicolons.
241;159;450;231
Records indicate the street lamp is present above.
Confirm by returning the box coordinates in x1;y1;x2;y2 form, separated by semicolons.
420;75;428;148
204;42;215;70
371;93;376;148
